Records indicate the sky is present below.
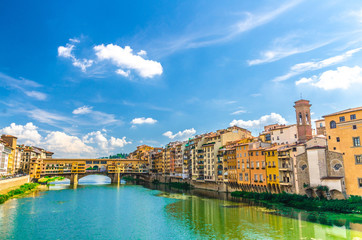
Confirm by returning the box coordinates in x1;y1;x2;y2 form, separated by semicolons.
1;0;362;158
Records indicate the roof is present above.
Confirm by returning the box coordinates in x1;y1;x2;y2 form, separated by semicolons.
1;134;17;139
314;119;324;122
323;106;362;118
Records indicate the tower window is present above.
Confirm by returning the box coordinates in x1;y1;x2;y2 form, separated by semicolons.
351;114;356;120
353;125;357;130
339;116;345;122
306;113;309;124
336;137;340;142
330;121;336;129
299;112;302;123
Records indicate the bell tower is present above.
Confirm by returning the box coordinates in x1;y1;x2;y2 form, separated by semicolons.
294;99;312;143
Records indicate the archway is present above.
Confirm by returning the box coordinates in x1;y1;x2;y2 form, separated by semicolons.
78;174;111;185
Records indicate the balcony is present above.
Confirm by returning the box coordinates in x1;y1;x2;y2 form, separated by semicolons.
279;181;292;186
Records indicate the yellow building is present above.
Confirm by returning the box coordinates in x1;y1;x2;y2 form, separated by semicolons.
265;145;284;193
323;106;362;196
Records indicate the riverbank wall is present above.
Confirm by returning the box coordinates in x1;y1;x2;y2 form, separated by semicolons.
0;176;30;192
149;174;229;192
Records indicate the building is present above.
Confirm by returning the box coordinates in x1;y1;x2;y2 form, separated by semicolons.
0;140;11;176
269;124;298;145
249;141;271;192
1;135;17;174
323;106;362;196
265;145;283;193
296;137;346;199
294;99;313;143
315;119;326;136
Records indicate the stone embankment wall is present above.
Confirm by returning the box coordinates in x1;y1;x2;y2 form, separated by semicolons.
0;176;30;192
150;174;229;192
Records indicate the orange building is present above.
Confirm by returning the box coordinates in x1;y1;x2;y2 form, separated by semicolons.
249;142;271;192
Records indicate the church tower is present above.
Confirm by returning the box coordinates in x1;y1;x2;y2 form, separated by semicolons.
294;99;312;143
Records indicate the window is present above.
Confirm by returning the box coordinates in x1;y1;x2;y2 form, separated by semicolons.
299;112;302;123
256;151;259;156
254;174;258;181
256;162;259;168
333;164;342;171
340;116;345;122
336;137;340;142
239;173;243;181
259;174;263;182
280;129;283;134
306;113;309;124
353;125;357;130
356;155;362;164
272;161;275;167
359;178;362;188
245;173;249;181
351;114;356;120
273;174;276;181
101;161;107;164
320;123;323;127
353;137;361;147
330;121;336;129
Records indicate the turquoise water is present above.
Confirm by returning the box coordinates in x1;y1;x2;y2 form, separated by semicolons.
0;175;361;240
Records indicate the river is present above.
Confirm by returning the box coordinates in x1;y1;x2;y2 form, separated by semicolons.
0;175;361;240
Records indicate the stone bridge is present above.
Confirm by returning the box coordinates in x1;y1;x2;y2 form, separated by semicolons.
29;158;151;186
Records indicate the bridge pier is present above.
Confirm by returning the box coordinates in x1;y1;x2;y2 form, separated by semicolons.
110;172;121;184
70;173;78;186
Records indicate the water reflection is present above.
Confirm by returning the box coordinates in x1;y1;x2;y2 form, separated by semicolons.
147;183;362;239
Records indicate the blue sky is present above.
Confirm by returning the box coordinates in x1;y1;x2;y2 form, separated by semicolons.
1;0;362;157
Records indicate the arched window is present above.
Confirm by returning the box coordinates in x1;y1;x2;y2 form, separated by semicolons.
330;121;336;129
299;112;302;123
306;113;309;124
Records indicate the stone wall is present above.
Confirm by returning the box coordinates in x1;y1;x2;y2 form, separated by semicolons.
296;152;310;195
0;175;30;192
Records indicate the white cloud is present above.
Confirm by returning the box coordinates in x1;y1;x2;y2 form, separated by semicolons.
44;131;95;157
163;128;196;141
23;90;47;100
109;136;131;148
273;47;362;82
72;106;93;114
58;40;94;72
250;93;262;97
295;77;314;85
131;117;158;125
71;106;119;125
115;69;130;77
0;72;47;101
1;122;131;158
1;122;42;145
230;113;287;132
247;34;333;66
94;44;163;78
296;66;362;90
137;50;147;56
231;110;246;115
162;0;301;53
83;131;131;152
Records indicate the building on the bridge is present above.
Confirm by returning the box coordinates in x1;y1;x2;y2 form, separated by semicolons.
21;146;51;173
322;106;362;196
30;158;149;180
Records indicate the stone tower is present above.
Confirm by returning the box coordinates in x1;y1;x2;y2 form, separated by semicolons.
294;99;312;143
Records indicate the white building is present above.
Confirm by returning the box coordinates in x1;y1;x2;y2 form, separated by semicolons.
270;124;298;145
0;141;11;176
